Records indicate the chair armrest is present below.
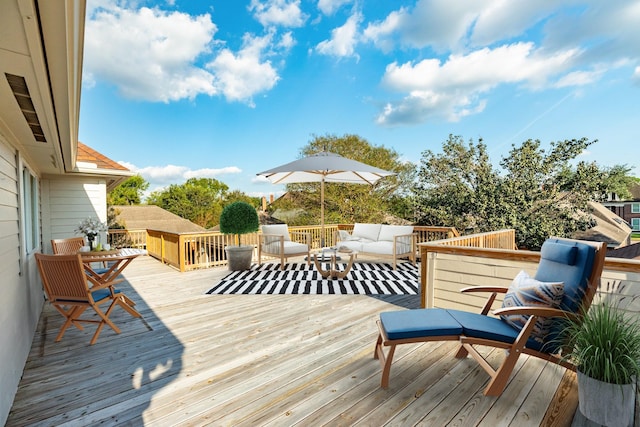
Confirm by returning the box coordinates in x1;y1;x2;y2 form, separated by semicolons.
460;286;510;315
461;286;510;294
493;306;578;322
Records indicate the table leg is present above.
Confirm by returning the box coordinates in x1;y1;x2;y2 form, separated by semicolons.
313;253;354;279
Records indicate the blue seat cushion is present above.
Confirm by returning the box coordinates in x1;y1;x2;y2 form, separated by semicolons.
380;308;462;340
446;309;546;352
91;288;120;301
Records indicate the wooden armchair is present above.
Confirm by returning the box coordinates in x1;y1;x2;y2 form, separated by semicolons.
35;253;142;345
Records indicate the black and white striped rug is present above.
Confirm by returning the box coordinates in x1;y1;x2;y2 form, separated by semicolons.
206;262;419;295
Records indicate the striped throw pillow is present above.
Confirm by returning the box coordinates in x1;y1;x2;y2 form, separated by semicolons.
500;270;564;346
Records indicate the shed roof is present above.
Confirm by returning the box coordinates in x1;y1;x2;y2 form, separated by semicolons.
112;205;206;233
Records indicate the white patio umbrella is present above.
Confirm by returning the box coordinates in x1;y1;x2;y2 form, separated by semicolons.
257;151;395;247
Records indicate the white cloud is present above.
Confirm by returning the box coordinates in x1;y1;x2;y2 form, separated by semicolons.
317;0;352;15
633;66;640;85
84;5;218;102
365;0;640;126
316;13;362;58
120;162;242;189
377;43;584;125
207;32;281;106
249;0;307;27
363;0;483;53
84;1;292;105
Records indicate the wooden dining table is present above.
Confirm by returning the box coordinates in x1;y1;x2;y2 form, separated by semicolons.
80;248;146;305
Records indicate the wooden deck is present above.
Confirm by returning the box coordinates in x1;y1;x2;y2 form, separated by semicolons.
7;255;579;426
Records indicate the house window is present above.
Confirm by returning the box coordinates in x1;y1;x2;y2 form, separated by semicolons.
632;218;640;231
632;204;640;214
22;167;39;252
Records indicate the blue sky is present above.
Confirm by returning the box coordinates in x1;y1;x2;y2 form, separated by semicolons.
79;0;640;199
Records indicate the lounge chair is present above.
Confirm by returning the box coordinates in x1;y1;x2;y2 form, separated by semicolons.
258;224;311;270
374;237;606;396
35;253;143;345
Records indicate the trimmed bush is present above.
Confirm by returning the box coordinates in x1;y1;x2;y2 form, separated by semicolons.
220;201;259;246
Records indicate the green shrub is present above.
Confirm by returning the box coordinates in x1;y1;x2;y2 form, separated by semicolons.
219;201;259;246
561;302;640;384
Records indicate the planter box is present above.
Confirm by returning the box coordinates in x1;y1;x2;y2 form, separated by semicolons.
577;371;636;427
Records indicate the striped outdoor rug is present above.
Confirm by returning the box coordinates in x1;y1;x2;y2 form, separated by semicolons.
206;262;419;295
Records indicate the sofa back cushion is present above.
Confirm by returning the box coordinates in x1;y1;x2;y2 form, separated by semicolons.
262;224;290;241
378;225;414;242
352;223;381;242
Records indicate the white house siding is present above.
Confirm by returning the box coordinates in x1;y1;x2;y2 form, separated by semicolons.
425;252;538;311
0;136;44;425
41;177;107;254
426;252;640;317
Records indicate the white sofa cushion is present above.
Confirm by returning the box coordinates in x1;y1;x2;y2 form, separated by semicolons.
262;240;308;255
378;225;414;242
338;230;358;241
337;240;363;252
352;223;381;242
262;224;290;241
361;241;395;255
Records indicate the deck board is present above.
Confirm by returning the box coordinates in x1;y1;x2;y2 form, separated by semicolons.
7;255;576;426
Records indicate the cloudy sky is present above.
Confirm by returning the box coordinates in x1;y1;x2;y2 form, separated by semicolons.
79;0;640;198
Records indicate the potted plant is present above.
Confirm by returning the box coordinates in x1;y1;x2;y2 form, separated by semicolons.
219;201;259;271
560;301;640;427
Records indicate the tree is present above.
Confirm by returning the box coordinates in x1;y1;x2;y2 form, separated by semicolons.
274;134;415;226
413;135;632;250
147;178;229;228
224;190;260;208
107;175;149;205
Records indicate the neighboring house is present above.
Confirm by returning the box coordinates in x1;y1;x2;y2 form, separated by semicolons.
0;1;131;423
572;201;632;249
603;183;640;232
607;242;640;260
112;205;206;233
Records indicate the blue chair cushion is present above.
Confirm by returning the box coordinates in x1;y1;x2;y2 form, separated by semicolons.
91;288;120;301
534;239;596;313
380;309;462;340
446;309;518;342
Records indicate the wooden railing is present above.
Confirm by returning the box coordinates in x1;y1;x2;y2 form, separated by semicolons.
111;224;459;272
142;226;337;272
418;229;640;318
107;229;147;249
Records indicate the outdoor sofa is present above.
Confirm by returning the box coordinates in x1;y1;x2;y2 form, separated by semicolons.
334;223;416;269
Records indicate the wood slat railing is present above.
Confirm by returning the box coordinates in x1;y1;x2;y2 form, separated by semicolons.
418;229;640;318
109;224;459;272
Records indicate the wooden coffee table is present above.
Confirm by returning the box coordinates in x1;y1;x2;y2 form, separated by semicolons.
313;248;356;279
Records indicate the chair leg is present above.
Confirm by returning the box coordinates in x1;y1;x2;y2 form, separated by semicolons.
455;344;469;359
90;300;121;345
374;333;396;389
484;348;520;396
55;306;86;341
116;295;142;318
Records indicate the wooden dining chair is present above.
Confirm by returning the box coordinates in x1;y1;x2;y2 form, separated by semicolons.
51;237;86;254
35;253;142;345
52;237;110;270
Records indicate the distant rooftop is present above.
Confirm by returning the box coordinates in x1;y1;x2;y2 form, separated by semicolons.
112;205;206;233
77;142;129;171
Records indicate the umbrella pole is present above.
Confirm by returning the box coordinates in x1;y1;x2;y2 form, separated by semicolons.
320;177;325;248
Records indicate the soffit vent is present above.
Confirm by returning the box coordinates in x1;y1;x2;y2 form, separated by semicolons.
5;73;47;143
